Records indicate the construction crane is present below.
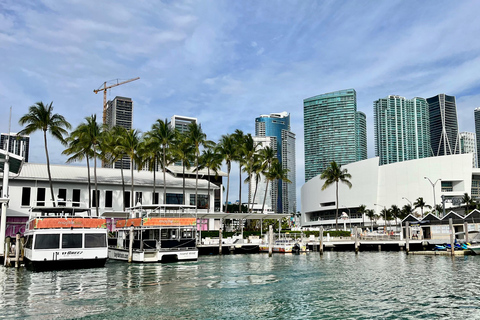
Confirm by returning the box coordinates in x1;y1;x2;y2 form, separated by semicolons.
94;77;140;124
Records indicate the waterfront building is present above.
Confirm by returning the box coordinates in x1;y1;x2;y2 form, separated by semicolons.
303;89;367;182
0;162;226;236
474;108;480;167
301;154;476;229
255;112;296;214
427;94;459;156
104;96;133;169
459;132;478;168
373;95;431;165
1;133;29;162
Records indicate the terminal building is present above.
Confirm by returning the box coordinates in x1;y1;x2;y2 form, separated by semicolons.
300;154;477;229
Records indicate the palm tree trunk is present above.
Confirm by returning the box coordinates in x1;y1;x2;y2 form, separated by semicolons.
335;181;339;230
182;164;186;205
44;130;56;207
163;145;167;204
195;152;199;213
261;178;269;213
152;158;156;204
86;154;91;208
225;168;230;212
238;164;242;213
207;167;211;213
251;174;259;212
121;159;126;211
130;159;134;206
247;171;252;213
94;146;99;215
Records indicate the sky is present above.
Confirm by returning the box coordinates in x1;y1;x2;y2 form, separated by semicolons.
2;0;480;212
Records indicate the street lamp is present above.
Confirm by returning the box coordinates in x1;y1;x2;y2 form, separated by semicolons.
402;197;412;206
424;177;441;216
374;203;387;234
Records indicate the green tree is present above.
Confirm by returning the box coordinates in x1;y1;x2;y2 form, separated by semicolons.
259;146;276;213
413;197;431;218
357;204;367;228
242;134;259;213
173;132;194;205
198;145;222;212
462;193;476;215
269;160;291;212
117;129;141;207
148;119;176;204
216;134;235;212
320;161;352;230
18;101;71;206
365;209;377;231
138;133;161;204
401;204;413;219
233;129;246;213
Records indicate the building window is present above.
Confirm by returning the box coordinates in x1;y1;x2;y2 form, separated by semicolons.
36;188;45;206
58;188;67;206
166;193;183;205
72;189;81;207
105;190;113;208
124;191;131;208
135;192;143;205
21;187;31;206
441;181;453;192
190;194;208;209
153;192;159;205
92;190;100;207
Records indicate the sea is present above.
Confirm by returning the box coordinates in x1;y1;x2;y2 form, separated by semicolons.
1;252;480;319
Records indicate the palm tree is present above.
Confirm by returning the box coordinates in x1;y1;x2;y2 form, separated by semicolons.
198;146;222;212
245;154;262;212
216;134;235;212
117;129;141;207
434;204;444;216
149;119;176;204
173;133;194;205
186;122;213;211
413;197;431;218
365;209;377;231
233;129;246;213
63;115;101;212
268;160;291;212
462;193;476;215
401;204;413;218
357;204;367;228
390;204;401;226
320;161;352;230
259;146;276;213
18;101;71;206
242;134;259;213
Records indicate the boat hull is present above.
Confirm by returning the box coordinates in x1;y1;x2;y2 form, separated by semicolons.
108;248;198;263
469;245;480;255
24;257;107;271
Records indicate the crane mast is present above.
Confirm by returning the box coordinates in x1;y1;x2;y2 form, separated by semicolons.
94;77;140;124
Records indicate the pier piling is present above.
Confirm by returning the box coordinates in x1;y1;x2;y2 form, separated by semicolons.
15;232;20;268
219;227;223;255
319;226;324;255
449;218;454;256
354;226;359;254
405;222;410;254
268;225;273;257
128;225;134;263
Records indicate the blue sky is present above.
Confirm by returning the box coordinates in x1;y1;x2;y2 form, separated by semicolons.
2;1;480;211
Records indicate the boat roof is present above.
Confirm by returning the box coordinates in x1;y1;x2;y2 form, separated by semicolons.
30;206;91;214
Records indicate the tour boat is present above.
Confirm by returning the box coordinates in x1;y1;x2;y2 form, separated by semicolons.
259;238;306;253
105;204;198;263
23;206;108;270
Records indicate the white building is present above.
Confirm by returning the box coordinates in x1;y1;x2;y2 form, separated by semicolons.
459;132;478;168
1;162;225;236
301;154;477;229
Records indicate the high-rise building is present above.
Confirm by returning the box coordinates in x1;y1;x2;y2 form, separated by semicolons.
474;108;480;167
171;115;197;134
105;96;133;129
373;95;431;165
427;94;459;156
0;133;29;162
459;132;478;168
104;96;133;169
255;112;296;214
303;89;366;182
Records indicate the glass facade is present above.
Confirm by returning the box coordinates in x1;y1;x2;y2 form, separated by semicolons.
374;95;430;165
459;132;477;168
427;94;459;156
105;96;133;170
255;112;296;214
356;112;367;161
303;89;365;182
474;108;480;168
1;133;29;162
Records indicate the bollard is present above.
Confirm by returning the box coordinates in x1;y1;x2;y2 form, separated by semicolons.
449;218;454;256
354;226;359;254
319;226;324;255
268;225;273;257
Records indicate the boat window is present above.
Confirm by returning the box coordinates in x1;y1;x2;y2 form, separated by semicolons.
34;234;60;249
21;187;31;207
161;229;169;239
62;234;82;248
36;188;46;206
25;235;33;249
181;230;193;239
85;233;107;248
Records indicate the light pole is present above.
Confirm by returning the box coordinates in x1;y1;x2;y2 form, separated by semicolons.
374;203;387;234
402;197;412;206
424;177;441;216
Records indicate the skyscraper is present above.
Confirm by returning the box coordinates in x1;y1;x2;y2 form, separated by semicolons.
427;94;459;156
373;95;431;165
170;115;197;134
303;89;366;182
255;112;296;214
474;108;480;167
0;133;29;162
459;132;478;168
104;96;133;169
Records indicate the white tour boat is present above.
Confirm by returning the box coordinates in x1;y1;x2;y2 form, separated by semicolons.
259;238;306;253
23;206;108;270
105;204;198;263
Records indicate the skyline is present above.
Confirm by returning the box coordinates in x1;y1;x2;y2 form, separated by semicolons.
2;1;480;211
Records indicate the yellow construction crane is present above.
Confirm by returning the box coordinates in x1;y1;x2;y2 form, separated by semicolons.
94;77;140;124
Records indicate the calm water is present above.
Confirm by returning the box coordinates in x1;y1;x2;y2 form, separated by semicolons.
1;252;480;319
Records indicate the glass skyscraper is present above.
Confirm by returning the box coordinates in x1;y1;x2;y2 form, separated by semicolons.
427;94;459;156
374;95;431;165
255;112;296;214
474;108;480;167
303;89;366;182
459;132;478;168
